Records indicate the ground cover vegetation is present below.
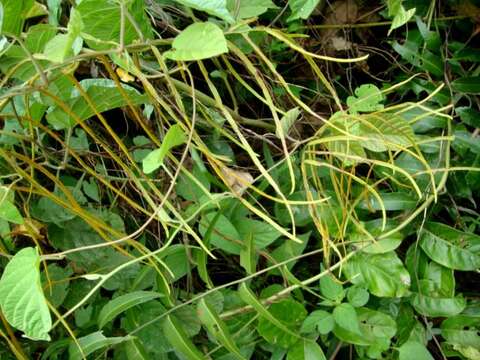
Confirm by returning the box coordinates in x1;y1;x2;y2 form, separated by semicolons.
0;0;479;358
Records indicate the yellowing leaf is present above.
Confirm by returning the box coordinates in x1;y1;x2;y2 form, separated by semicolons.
164;22;228;61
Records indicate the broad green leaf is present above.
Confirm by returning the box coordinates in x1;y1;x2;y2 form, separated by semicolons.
287;0;320;22
123;338;150;360
256;298;307;348
398;341;434;360
333;308;396;346
441;315;480;350
43;34;76;63
82;178;100;202
287;339;326;360
346;84;384;113
46;79;147;130
358;192;417;211
452;76;480;94
198;298;245;359
98;291;162;328
300;310;334;335
269;232;311;274
356;113;415;152
424;261;455;297
172;0;234;23
76;0;152;50
346;286;369;307
0;247;51;340
276;107;301;138
387;0;416;35
274;191;314;226
164;22;228;61
343;251;411;297
42;264;73;308
161;244;199;282
69;331;131;360
333;303;361;335
412;294;465;317
320;274;345;302
419;222;480;271
42;8;83;63
0;24;56;81
0;196;23;224
322;112;366;165
227;0;277;19
456;107;480;128
239;284;304;348
162;315;204;360
0;0;33;35
234;218;281;249
199;212;243;254
48;214;139;291
142;124;187;174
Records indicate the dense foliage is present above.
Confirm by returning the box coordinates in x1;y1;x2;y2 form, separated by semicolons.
0;0;479;359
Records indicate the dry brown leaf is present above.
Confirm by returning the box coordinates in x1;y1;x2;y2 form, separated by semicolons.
219;166;254;195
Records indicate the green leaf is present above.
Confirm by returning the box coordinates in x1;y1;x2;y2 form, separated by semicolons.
172;0;234;23
198;298;245;359
239;284;304;348
346;286;369;307
240;230;255;274
452;76;480;94
287;339;326;360
76;0;152;50
287;0;320;22
269;232;311;274
333;308;396;346
0;247;51;341
256;299;307;348
356;113;415;152
0;196;23;224
234;218;281;249
347;84;384;113
358;192;417;211
300;310;334;335
419;222;480;271
227;0;277;19
387;0;416;35
276;107;301;138
398;341;434;360
42;8;83;63
343;251;411;297
456;107;480;128
46;79;147;130
142;124;187;174
162;315;204;360
333;303;361;335
199;212;243;254
98;291;162;329
441;315;480;350
0;0;33;35
164;22;228;61
320;274;345;302
42;264;73;308
123;338;150;360
412;294;466;317
161;244;199;282
69;331;131;360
